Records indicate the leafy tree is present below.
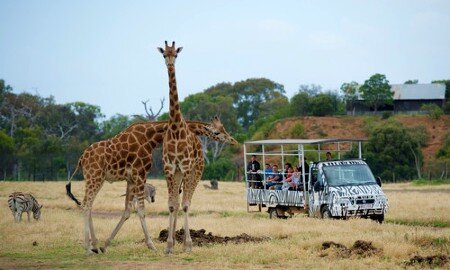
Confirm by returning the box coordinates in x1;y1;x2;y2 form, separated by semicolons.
309;93;336;116
340;81;359;115
360;73;393;112
437;132;450;159
202;157;235;181
0;130;14;179
228;78;286;131
365;121;422;181
404;79;418;84
101;114;132;139
289;91;311;117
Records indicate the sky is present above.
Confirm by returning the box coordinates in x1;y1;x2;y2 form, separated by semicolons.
1;1;449;118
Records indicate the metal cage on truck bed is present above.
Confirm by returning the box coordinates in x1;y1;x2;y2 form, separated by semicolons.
244;138;365;217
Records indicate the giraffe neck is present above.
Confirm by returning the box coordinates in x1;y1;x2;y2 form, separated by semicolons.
167;66;183;124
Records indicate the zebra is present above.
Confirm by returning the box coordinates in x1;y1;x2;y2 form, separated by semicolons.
120;183;156;209
8;192;43;222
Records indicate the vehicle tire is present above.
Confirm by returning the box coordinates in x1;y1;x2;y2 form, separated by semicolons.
321;206;332;219
269;208;278;219
371;214;384;224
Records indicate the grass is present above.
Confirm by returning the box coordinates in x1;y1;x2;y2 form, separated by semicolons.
0;181;449;269
411;179;450;186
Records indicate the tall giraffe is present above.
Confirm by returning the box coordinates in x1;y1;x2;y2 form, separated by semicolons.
66;119;236;255
158;41;206;254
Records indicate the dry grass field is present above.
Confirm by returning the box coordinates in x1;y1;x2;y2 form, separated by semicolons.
0;180;449;269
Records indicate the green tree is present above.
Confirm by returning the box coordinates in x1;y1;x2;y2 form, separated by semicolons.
437;132;450;159
309;93;335;116
365;121;422;181
360;73;393;112
404;79;418;84
0;130;14;179
340;81;359;115
229;78;286;131
101;114;132;139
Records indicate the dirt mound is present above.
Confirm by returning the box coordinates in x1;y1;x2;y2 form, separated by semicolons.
405;255;449;267
271;115;450;162
158;228;269;246
321;240;381;258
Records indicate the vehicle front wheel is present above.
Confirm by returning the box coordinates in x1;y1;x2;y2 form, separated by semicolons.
370;214;384;224
321;206;332;219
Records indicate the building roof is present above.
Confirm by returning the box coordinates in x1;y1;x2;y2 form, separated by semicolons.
245;138;366;145
356;83;445;100
391;84;445;100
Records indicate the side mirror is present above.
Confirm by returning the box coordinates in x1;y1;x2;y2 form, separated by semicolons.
314;181;324;191
376;176;382;187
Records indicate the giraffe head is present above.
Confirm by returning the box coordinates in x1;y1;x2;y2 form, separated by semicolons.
157;41;183;67
205;116;238;145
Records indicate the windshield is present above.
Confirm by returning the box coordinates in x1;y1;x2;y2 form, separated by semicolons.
322;164;376;186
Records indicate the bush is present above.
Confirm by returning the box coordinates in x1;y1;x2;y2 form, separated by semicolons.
437;132;450;159
420;103;444;120
365;122;422;181
290;123;306;138
203;158;235;181
381;111;391;119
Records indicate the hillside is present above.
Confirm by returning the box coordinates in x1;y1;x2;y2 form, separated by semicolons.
265;115;450;162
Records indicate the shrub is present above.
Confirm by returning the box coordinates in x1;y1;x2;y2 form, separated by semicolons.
290;123;306;138
420;103;444;120
203;158;235;181
381;111;391;119
365;122;422;181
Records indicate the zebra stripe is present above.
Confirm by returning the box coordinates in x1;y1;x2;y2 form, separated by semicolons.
8;192;42;222
247;188;305;207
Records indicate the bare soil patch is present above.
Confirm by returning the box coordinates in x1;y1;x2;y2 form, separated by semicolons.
321;240;381;258
158;228;269;246
405;254;449;267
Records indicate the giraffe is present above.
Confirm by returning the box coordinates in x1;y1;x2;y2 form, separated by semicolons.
158;41;207;254
66;119;236;255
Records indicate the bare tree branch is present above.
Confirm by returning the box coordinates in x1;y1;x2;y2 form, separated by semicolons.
141;97;165;121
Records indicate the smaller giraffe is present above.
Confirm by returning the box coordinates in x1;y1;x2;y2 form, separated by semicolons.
66;118;236;255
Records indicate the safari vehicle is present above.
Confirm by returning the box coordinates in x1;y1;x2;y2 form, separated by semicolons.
244;139;388;222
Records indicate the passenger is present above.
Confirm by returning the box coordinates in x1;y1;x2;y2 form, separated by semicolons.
297;157;310;178
279;167;295;190
286;167;302;190
247;155;262;188
264;163;273;180
326;151;332;161
284;162;292;176
265;164;283;189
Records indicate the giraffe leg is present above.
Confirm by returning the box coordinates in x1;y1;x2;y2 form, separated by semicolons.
135;177;156;251
101;181;134;253
165;170;182;255
82;177;104;255
83;208;94;255
89;211;99;253
181;171;198;253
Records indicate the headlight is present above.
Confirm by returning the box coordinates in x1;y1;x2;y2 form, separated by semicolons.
376;195;387;203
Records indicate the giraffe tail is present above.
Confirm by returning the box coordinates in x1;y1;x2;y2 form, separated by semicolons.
66;159;82;206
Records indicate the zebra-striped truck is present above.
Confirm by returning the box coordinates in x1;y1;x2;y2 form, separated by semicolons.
244;139;388;223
